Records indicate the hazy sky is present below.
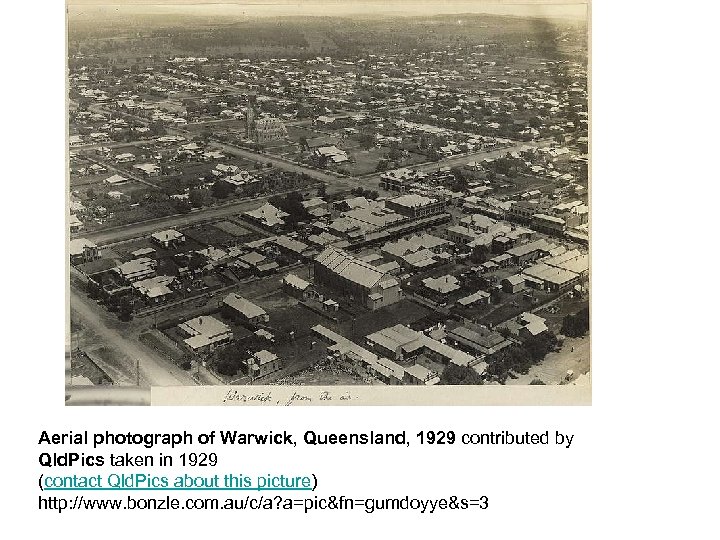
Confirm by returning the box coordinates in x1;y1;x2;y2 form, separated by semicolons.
67;1;588;21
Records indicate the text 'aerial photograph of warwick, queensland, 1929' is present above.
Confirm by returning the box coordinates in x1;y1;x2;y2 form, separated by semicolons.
66;0;590;406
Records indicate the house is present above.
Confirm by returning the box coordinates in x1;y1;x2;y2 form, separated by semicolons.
114;152;136;163
69;238;100;265
502;274;526;293
225;170;256;187
501;312;549;341
314;246;402;311
456;290;491;307
69;214;84;233
131;275;174;302
282;273;311;296
302;197;330;218
222;293;269;324
134;163;161;177
213;163;240;177
313;145;348;164
247;350;282;378
422;275;461;295
273;235;310;259
244;203;289;230
446;323;512;356
104;174;129;185
179;315;233;354
115;257;156;282
151;229;185;249
381;234;452;269
236;251;279;276
196;246;228;266
131;247;156;258
307;231;341;248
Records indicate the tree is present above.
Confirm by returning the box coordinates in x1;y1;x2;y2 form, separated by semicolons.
357;133;374;150
211;179;234;199
269;191;309;225
188;253;206;274
388;146;403;161
561;307;590;337
118;296;133;322
173;199;192;214
189;188;211;208
427;148;440;162
86;279;103;300
450;173;469;193
470;244;490;264
180;354;193;371
524;332;558;362
529;379;545;385
215;342;248;377
440;364;483;385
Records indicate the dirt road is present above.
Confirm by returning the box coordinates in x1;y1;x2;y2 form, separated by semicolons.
70;290;197;387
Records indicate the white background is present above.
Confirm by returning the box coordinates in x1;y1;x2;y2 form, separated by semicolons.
2;1;717;537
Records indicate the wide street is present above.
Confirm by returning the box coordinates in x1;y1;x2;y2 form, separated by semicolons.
75;134;552;247
209;139;358;194
75;189;304;246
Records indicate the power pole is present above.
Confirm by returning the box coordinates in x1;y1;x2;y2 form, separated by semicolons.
136;358;140;386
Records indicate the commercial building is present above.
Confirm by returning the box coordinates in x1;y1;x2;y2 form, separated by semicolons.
365;324;475;367
385;194;446;219
380;168;427;192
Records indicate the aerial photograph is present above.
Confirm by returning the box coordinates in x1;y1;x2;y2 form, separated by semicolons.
66;1;590;403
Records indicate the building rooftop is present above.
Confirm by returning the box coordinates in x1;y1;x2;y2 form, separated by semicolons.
388;194;437;208
179;315;231;339
315;246;388;290
151;229;184;243
422;275;460;294
223;293;267;319
69;238;97;256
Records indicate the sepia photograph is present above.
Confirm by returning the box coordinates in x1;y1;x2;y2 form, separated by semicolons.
66;0;590;405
